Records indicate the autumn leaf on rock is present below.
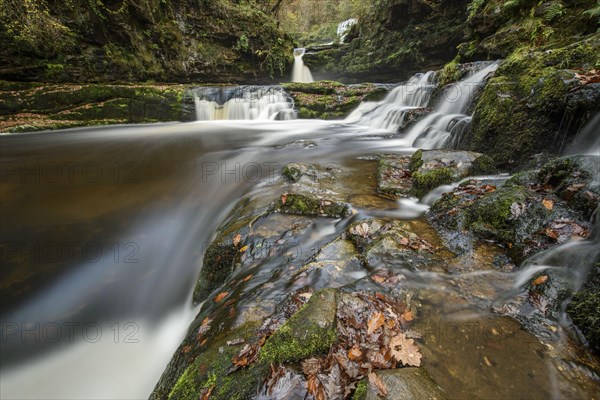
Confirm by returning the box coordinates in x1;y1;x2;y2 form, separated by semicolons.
348;346;363;361
281;193;288;205
214;291;228;303
532;275;548;286
542;199;554;210
233;234;242;247
242;274;253;282
390;333;422;367
301;357;322;376
351;222;370;238
368;372;388;397
367;312;385;334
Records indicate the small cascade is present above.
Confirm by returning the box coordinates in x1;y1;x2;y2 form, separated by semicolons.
345;71;437;132
337;18;357;43
192;86;295;121
292;48;314;83
565;113;600;156
408;61;500;148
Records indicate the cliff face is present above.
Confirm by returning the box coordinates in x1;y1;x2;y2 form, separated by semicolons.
0;0;294;83
304;0;598;83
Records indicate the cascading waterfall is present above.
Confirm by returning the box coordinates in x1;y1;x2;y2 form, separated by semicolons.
345;71;437;132
337;18;357;43
193;86;295;121
408;61;500;148
292;48;314;83
565;113;600;156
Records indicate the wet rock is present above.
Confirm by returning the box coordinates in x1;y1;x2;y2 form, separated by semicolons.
294;239;366;289
277;192;350;218
260;288;338;363
568;264;600;351
377;150;496;198
362;368;447;400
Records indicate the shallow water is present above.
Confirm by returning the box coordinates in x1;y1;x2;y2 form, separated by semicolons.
1;119;598;399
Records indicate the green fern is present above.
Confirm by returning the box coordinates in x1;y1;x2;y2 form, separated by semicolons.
544;2;565;21
583;1;600;24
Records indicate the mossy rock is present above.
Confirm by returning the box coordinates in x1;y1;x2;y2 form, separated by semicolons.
568;264;600;351
277;193;350;218
412;167;455;198
260;288;338;363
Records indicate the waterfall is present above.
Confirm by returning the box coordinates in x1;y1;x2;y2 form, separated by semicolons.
192;86;296;121
292;48;314;83
565;114;600;156
345;71;437;132
408;61;500;148
337;18;357;43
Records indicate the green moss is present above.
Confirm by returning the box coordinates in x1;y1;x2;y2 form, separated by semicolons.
567;265;600;350
353;379;368;400
470;154;498;175
466;186;529;242
438;57;461;86
278;193;349;218
412;167;455;198
260;288;338;363
409;149;424;173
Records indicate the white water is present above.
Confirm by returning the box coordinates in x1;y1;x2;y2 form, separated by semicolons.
566;113;600;156
292;48;314;83
194;86;295;121
337;18;357;43
345;71;436;132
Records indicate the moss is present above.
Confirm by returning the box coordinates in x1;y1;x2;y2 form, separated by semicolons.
567;265;600;350
409;149;424;173
466;186;529;243
412;167;455;198
260;288;338;363
537;156;578;186
167;322;269;400
353;379;368;400
470;154;498;175
282;164;305;182
277;193;349;218
438;57;461;86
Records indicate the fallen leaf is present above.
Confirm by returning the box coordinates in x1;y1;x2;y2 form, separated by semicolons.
542;199;554;210
532;275;548;286
239;245;249;253
301;357;322;376
371;274;386;284
389;333;422;367
233;234;242;247
182;345;192;353
242;274;253;282
367;312;385;334
348;346;363;361
402;310;414;322
545;228;559;239
214;291;228;303
281;193;288;205
226;338;245;346
200;386;214;400
510;202;527;219
368;372;388;397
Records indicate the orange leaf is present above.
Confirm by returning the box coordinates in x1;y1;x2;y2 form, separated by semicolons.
239;245;249;253
542;199;554;210
214;292;228;303
348;346;363;361
367;312;385;334
545;228;559;239
532;275;548;286
242;274;253;282
182;345;192;353
402;310;414;322
281;193;288;205
371;274;386;284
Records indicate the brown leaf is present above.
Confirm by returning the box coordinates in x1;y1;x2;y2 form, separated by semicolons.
281;193;288;205
214;292;228;303
348;346;363;361
371;274;386;284
368;372;388;397
182;345;192;353
233;234;242;247
402;310;414;322
226;338;245;346
200;386;214;400
389;333;422;367
242;274;253;282
367;312;385;335
542;199;554;210
545;228;559;239
301;358;322;376
532;275;548;286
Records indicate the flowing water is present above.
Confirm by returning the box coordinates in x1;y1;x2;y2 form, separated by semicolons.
1;77;599;398
337;18;357;43
291;48;314;83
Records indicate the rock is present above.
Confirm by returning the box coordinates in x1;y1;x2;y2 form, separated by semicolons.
568;264;600;351
260;288;338;363
362;368;447;400
377;150;496;198
281;81;388;119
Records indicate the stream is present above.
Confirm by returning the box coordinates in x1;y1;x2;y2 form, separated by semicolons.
1;66;599;399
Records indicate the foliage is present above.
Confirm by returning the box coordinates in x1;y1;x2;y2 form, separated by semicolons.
583;1;600;24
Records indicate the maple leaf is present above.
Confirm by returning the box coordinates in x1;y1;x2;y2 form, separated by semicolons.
389;333;422;367
367;312;385;334
368;372;388;397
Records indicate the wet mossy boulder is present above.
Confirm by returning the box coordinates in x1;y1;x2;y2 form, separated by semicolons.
260;288;338;363
428;156;595;263
277;193;350;218
469;36;600;169
377;150;497;198
281;81;388;119
362;368;447;400
568;264;600;351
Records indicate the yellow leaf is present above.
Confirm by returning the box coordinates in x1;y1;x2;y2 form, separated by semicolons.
367;312;385;334
239;245;249;253
214;291;228;303
542;199;554;210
